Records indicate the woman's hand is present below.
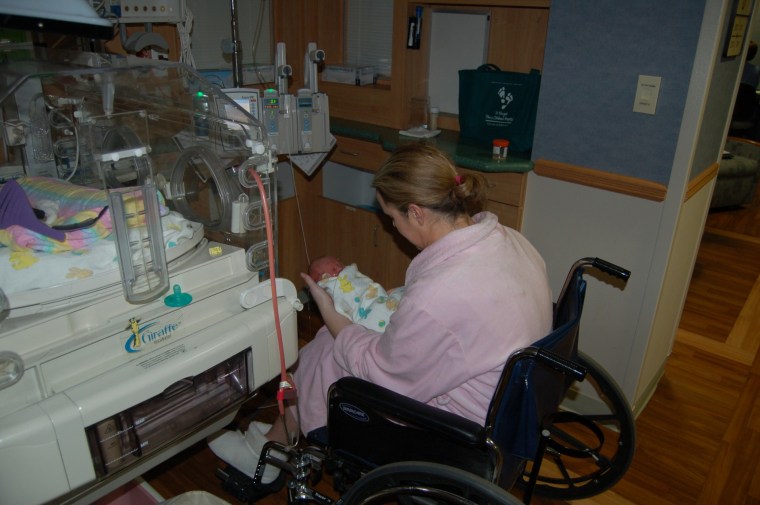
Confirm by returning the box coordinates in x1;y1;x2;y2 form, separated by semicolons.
300;272;353;337
300;272;333;310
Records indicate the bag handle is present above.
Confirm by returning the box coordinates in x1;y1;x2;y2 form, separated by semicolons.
477;63;501;72
476;64;542;77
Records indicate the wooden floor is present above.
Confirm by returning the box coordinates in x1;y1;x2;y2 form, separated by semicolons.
143;194;760;505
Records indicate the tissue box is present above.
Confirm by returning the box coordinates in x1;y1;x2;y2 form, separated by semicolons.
322;65;375;86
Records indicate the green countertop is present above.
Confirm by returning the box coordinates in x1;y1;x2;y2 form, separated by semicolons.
330;118;533;173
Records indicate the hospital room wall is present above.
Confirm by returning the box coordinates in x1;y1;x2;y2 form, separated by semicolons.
521;0;739;414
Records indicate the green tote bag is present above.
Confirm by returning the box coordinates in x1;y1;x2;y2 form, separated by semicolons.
458;64;541;153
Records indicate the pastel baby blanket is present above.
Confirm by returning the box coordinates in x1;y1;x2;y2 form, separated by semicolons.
0;176;112;252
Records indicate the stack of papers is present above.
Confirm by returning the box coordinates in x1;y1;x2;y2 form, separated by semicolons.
399;127;441;138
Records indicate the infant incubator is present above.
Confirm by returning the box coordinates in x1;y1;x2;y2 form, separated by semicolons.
0;46;300;504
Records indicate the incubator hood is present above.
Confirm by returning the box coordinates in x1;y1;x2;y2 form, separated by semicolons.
0;46;271;188
0;46;276;306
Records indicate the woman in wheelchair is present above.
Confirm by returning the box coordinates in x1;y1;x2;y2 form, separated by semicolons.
209;143;554;488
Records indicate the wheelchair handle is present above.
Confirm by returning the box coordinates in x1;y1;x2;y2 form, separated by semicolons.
591;257;630;282
536;349;587;381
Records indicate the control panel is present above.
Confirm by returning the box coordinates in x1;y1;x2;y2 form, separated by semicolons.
111;0;186;23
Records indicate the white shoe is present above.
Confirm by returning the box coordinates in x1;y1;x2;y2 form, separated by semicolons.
244;422;288;483
207;422;287;484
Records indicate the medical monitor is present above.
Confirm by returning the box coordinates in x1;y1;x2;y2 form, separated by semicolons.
222;88;262;122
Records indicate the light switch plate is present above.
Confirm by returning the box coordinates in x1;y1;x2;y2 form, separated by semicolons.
633;75;661;115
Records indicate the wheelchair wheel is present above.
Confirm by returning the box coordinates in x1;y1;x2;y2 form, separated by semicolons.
519;351;636;500
340;461;522;505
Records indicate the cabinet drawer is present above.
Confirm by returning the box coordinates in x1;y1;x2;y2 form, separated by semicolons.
488;200;522;230
331;135;390;172
461;168;526;206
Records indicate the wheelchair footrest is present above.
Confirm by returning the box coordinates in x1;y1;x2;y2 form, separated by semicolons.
216;464;285;503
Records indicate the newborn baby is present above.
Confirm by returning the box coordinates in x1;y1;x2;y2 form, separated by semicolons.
308;256;404;332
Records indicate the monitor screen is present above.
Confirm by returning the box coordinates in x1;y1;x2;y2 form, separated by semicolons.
222;88;261;121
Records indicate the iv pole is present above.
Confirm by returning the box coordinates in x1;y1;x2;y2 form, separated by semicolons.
230;0;243;87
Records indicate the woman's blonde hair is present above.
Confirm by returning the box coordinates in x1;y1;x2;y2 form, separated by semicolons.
372;143;488;218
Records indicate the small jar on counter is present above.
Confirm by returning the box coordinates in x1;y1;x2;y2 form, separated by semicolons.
492;139;509;161
429;107;439;131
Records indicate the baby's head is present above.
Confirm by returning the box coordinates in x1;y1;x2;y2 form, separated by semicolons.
308;256;345;281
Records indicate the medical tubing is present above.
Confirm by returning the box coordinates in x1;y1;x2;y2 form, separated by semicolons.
48;108;80;181
248;166;297;416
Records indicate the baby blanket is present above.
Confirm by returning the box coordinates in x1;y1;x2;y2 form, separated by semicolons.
0;176;112;252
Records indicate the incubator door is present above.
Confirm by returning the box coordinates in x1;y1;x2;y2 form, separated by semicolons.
169;146;239;231
99;126;152;188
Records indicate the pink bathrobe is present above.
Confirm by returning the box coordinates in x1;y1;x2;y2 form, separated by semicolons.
293;211;553;435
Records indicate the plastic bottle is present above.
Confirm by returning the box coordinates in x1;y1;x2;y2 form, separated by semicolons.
429;107;439;131
492;139;509;161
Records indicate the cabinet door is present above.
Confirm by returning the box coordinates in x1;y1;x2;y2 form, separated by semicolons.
487;200;521;229
312;197;412;289
277;145;411;289
460;168;526;230
331;135;391;171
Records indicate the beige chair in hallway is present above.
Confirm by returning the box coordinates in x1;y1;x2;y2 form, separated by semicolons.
711;136;760;209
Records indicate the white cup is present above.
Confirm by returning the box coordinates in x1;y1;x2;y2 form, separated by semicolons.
429;107;440;131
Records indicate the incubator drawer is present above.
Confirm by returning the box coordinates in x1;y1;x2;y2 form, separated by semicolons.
85;349;251;477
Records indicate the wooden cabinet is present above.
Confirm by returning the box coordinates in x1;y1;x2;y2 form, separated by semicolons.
277;136;414;289
314;135;414;288
402;2;549;131
310;197;414;289
274;1;549;130
460;168;526;229
330;136;391;171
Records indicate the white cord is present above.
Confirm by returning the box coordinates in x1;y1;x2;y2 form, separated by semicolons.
286;157;311;266
248;0;267;83
65;125;81;182
90;0;106;16
177;5;196;67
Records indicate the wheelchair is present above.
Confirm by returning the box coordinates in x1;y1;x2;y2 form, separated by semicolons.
233;258;634;505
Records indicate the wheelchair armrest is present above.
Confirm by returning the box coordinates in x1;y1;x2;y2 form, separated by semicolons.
333;377;486;445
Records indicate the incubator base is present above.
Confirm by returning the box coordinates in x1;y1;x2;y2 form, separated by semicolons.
0;244;300;505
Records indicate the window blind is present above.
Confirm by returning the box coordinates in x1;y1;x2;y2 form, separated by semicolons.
344;0;393;77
